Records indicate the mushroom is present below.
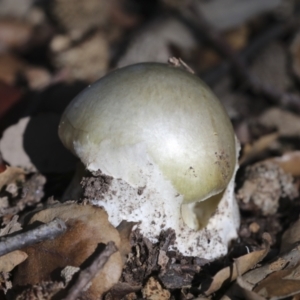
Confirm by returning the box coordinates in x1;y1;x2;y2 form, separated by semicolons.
58;62;240;259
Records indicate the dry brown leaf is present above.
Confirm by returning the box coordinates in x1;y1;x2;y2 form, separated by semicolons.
204;233;271;296
0;166;25;190
14;203;123;300
117;17;197;68
52;31;108;82
242;245;300;288
223;281;266;300
281;219;300;253
270;151;300;177
142;277;170;300
224;262;266;300
0;250;27;272
240;132;279;165
254;263;300;298
259;108;300;137
0;215;22;236
51;0;110;36
116;220;137;263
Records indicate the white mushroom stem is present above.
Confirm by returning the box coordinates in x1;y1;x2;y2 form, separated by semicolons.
91;139;240;259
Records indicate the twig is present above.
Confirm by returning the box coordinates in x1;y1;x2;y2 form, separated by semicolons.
62;241;118;300
168;57;195;74
175;6;300;111
0;218;67;256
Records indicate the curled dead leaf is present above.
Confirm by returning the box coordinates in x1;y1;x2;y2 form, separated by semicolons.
14;203;123;300
240;132;279;165
142;277;170;300
0;250;27;272
271;151;300;177
204;233;271;296
0;215;22;236
223;281;266;300
259;108;300;137
0;166;25;190
254;263;300;299
242;244;300;288
281;219;300;253
116;220;137;263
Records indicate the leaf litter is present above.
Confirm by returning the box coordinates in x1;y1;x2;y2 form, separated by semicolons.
2;1;300;299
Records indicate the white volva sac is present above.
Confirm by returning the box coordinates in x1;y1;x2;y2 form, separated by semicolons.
59;63;240;259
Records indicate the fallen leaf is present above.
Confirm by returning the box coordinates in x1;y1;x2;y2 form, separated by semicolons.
117;17;197;68
116;220;137;263
142;277;170;300
158;250;169;273
240;132;279;165
50;0;110;36
281;219;300;253
242;244;300;287
223;281;266;300
259;108;300;137
14;203;123;300
204;233;271;295
254;263;300;299
271;151;300;177
0;166;25;190
0;215;22;236
52;32;108;82
0;250;27;272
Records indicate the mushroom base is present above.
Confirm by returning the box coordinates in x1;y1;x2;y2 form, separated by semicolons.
87;164;239;260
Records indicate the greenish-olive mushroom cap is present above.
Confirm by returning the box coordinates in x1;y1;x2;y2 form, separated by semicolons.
58;63;240;258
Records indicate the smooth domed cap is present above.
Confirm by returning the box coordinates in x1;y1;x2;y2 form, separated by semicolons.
59;63;236;204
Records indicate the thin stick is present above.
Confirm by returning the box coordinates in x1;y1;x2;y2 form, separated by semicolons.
168;57;195;74
62;241;118;300
0;218;67;256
